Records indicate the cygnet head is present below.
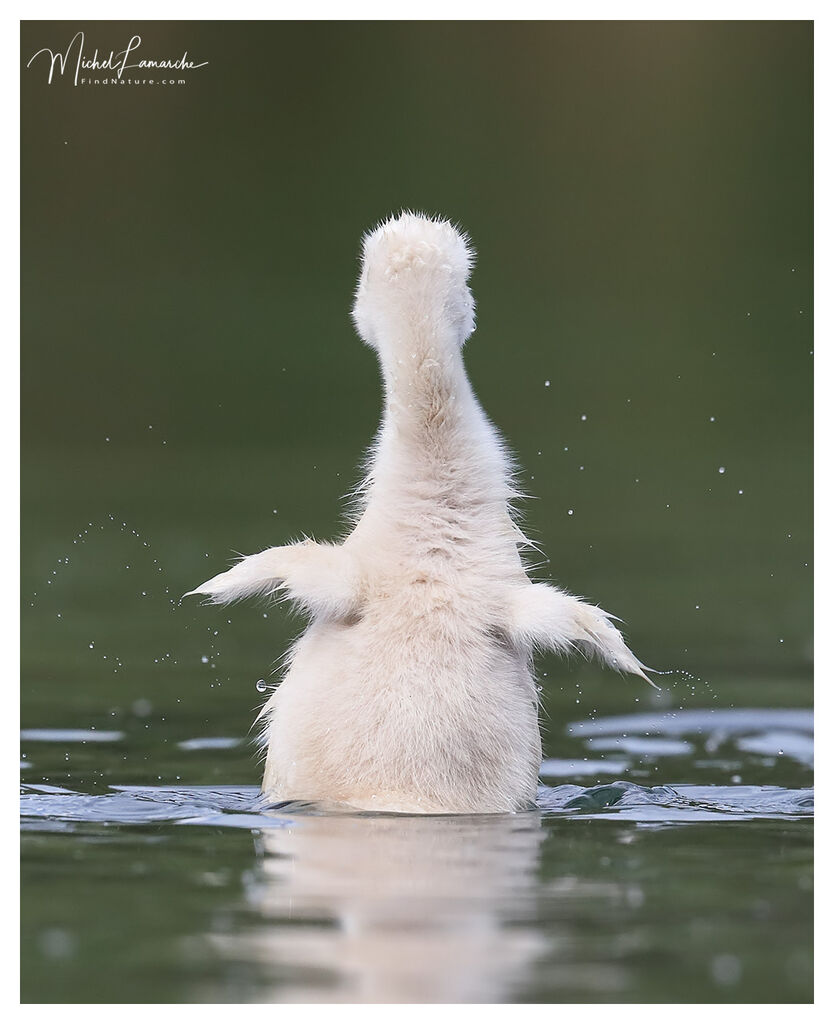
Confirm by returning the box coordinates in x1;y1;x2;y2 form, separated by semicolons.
352;212;476;357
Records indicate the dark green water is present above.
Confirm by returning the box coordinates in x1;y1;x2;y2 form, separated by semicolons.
21;21;811;1003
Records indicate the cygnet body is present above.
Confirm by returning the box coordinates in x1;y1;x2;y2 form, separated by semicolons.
188;212;650;814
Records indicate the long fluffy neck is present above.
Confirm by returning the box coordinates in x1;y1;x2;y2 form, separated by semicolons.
351;211;518;535
379;327;470;439
365;343;514;525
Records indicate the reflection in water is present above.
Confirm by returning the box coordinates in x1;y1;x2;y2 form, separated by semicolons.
212;810;547;1002
19;705;814;1002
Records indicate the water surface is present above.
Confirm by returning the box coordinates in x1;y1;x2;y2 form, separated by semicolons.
21;705;812;1003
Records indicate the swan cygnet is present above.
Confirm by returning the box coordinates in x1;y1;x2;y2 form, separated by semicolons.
187;211;652;814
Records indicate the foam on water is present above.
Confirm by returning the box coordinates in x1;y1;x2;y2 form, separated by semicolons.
20;706;813;831
19;777;813;833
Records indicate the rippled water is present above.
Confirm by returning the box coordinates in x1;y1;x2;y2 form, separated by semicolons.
21;706;813;1003
21;706;814;830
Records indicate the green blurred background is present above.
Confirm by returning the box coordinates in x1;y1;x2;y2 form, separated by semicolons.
22;19;812;750
20;21;813;1005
